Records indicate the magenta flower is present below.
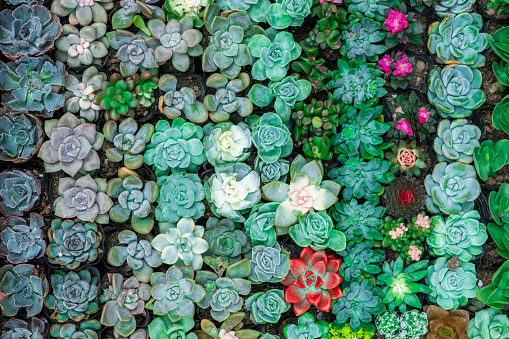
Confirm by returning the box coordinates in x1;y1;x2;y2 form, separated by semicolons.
395;119;413;136
378;54;392;76
418;107;432;124
393;55;412;76
385;10;408;34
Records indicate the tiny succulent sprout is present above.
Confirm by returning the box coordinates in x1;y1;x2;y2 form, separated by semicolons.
0;110;44;163
0;264;48;317
433;0;477;18
47;219;102;269
428;65;485;119
376;311;428;339
202;8;252;79
266;0;312;29
1;318;45;339
203;122;252;167
144;119;206;176
50;321;101;339
245;290;290;324
474;140;509;181
428;14;490;68
55;24;109;68
64;67;107;122
0;213;45;264
203;72;253;123
340;17;386;62
99;273;151;337
51;0;113;26
423;305;469;339
283;312;330;339
148;17;203;72
383;4;423;49
0;170;40;217
151;217;209;270
289;211;346;251
386;141;427;176
248;113;292;164
467;308;509;339
248;243;291;284
204;217;251;264
103;118;154;170
196;312;260;339
205;163;261;222
247;31;302;82
38;113;104;177
157;74;208;123
53;175;113;223
434;119;481;164
45;269;99;322
112;0;165;30
146;265;206;321
0;5;63;61
245;203;278;245
107;230;163;283
0;55;66;117
215;0;270;22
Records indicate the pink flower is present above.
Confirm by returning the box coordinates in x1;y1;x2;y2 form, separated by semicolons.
378;54;392;76
395;119;413;136
389;223;409;239
320;0;342;3
415;214;430;229
418;107;431;124
385;10;408;35
393;106;404;120
393;55;413;76
408;245;422;261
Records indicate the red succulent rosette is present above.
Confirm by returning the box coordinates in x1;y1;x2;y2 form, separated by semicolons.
281;247;343;315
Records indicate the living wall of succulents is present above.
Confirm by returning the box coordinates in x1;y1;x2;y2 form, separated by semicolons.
1;0;509;336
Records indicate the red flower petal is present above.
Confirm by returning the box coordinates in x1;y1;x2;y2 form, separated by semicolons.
309;250;327;265
294;275;306;289
285;284;305;303
322;272;341;289
293;298;311;316
305;288;323;306
314;275;323;288
290;259;308;278
326;259;341;273
329;286;343;299
316;290;332;312
310;260;326;276
300;247;314;263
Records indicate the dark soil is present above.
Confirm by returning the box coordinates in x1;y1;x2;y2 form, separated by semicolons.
480;241;505;267
100;139;124;178
481;63;509;107
479;0;509;20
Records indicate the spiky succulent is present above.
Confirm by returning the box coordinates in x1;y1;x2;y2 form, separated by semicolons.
1;318;45;339
266;0;312;29
386;141;427;176
247;243;290;284
434;119;481;164
383;176;426;219
248;112;292;163
340;17;386;62
338;241;384;281
50;321;101;339
284;312;331;339
0;213;45;264
0;55;66;117
0;170;40;217
0;111;44;163
332;198;385;243
204;217;251;264
245;290;290;324
55;24;109;67
51;0;113;26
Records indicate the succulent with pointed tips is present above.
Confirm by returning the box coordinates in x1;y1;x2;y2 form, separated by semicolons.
0;213;45;264
0;170;40;217
0;110;44;163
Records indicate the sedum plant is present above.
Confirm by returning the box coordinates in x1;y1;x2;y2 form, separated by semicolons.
0;170;40;217
2;318;45;339
467;308;509;339
428;64;485;119
45;269;99;322
0;213;45;264
428;14;489;68
426;257;478;310
0;55;66;117
425;162;480;215
100;273;151;338
144;119;205;176
53;175;113;223
376;311;428;339
284;312;330;339
0;5;62;61
383;5;423;49
291;45;332;92
477;261;509;309
289;211;346;251
245;289;290;324
50;321;101;339
341;17;386;62
0;111;44;163
424;305;470;339
47;219;102;269
107;230;163;283
385;141;427;176
204;217;251;264
255;157;289;184
203;72;253;123
215;0;270;22
303;16;345;51
151;217;209;270
64;67;107;122
55;24;109;68
51;0;113;26
474;140;509;181
195;312;260;339
244;203;278;245
247;243;290;284
248;113;292;163
433;0;477;18
203;122;251;167
38;113;103;177
266;0;312;29
94;73;139;121
338;241;384;281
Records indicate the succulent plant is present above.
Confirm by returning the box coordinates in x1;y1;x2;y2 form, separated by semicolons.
203;7;252;79
467;308;509;339
262;155;340;228
489;183;509;228
331;105;392;160
245;290;290;324
426;257;478;310
244;203;277;245
424;305;470;339
494;96;509;135
195;312;260;339
428;14;489;68
147;17;203;72
0;5;62;61
491;27;509;63
255;157;290;184
424;162;480;215
327;58;387;109
383;5;423;49
63;67;107;122
248;75;312;122
0;55;66;117
332;279;385;333
148;316;193;339
196;259;252;322
50;321;101;339
248;30;302;82
0;213;45;264
474;140;509;181
0;170;40;217
133;73;158;109
45;269;99;322
248;113;292;163
151;217;209;270
310;0;345;19
51;0;113;26
215;0;270;22
107;230;162;283
290;211;346;251
247;243;290;284
156;173;205;223
332;198;385;244
338;241;384;281
53;175;113;223
291;46;332;93
328;156;395;201
266;0;312;29
38;113;103;177
157;74;208;123
428;64;485;119
340;17;386;62
204;217;251;264
477;261;509;309
432;0;477;18
0;111;44;163
328;323;374;339
1;318;45;339
383;176;426;219
345;0;398;21
202;122;251;167
205;163;261;222
55;24;109;68
283;312;330;339
47;219;101;269
282;247;342;315
385;141;427;176
100;273;151;337
94;73;138;121
376;311;428;339
203;72;253;123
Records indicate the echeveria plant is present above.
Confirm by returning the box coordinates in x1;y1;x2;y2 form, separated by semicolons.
112;0;165;30
248;112;293;163
203;122;252;167
266;0;312;29
338;241;384;281
55;24;109;68
341;17;386;62
244;203;278;245
51;0;113;26
0;170;40;217
467;308;509;339
385;141;427;176
289;211;346;251
2;318;45;339
345;0;398;21
195;312;260;339
255;157;290;184
247;243;290;284
434;119;481;164
283;312;330;339
0;213;45;264
424;305;470;339
245;290;290;324
215;0;270;22
50;321;101;339
0;111;44;163
204;217;251;264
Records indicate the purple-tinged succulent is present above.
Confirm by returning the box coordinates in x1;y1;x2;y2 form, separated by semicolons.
0;213;45;264
0;170;40;217
55;24;109;68
0;109;44;163
1;318;45;339
51;0;114;26
38;113;104;177
50;321;100;339
53;175;113;223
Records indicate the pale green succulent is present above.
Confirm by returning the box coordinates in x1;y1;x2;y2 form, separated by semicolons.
245;290;290;324
203;122;252;167
467;308;509;339
434;119;481;164
255;157;290;184
204;217;251;264
51;0;114;26
289;211;346;251
341;17;386;62
433;0;478;19
244;203;278;246
248;112;292;164
248;243;290;284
